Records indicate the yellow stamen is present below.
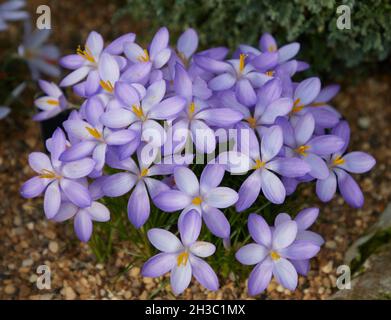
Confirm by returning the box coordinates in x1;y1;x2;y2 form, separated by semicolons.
140;168;149;177
246;117;257;129
85;127;102;139
132;105;145;120
239;53;247;73
295;145;310;156
137;49;150;62
332;156;345;166
39;169;59;179
189;101;196;116
177;251;189;267
292;98;304;113
46;99;59;106
76;45;95;63
268;45;277;52
99;80;114;93
192;196;202;205
270;250;280;261
265;70;274;77
310;101;325;107
253;159;266;170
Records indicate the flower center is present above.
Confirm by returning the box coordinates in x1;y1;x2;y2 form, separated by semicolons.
332;156;345;166
46;99;59;106
140;168;149;177
39;169;60;180
268;45;277;52
132;105;145;121
292;98;305;113
177;251;189;267
85;127;102;139
188;101;196;117
192;196;202;205
265;70;274;77
253;159;266;170
99;80;114;93
76;45;95;63
239;53;247;73
137;49;150;63
270;250;280;261
295;145;310;156
246;117;257;129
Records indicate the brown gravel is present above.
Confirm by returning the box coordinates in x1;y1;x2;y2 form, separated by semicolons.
0;1;390;300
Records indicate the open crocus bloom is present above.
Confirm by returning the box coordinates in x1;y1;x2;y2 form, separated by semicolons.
142;210;219;295
34;80;68;121
236;213;320;295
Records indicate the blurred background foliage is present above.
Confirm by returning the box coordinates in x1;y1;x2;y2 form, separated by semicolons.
115;0;391;80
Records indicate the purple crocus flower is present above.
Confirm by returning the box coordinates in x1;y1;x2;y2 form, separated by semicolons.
194;53;267;107
34;80;68;121
142;210;219;295
60;96;137;171
289;77;340;128
18;27;60;79
60;31;120;89
0;0;29;31
20;128;95;218
316;121;376;208
222;125;310;208
170;63;243;153
100;79;186;158
174;28;199;65
273;208;324;276
278;113;345;179
101;147;174;228
154;164;238;239
236;213;320;295
51;182;110;242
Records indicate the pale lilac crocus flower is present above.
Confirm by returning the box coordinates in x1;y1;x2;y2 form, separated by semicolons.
51;183;110;242
221;125;310;208
20;128;95;218
100;79;186;158
154;164;238;239
142;210;219;295
18;28;60;79
61;96;137;171
34;80;68;121
236;213;320;295
278;113;344;180
194;53;267;107
171;63;243;153
101;147;173;228
0;0;29;31
273;208;324;276
316;120;376;208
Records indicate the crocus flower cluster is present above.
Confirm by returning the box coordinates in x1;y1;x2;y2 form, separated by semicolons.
21;28;375;295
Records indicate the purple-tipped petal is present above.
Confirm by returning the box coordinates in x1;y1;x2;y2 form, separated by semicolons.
190;255;219;291
236;243;268;265
170;262;192;295
127;181;150;228
315;84;340;103
44;181;61;219
295;208;319;230
261;125;283;162
194;55;230;73
236;78;256;106
316;170;337;202
261;169;286;204
105;33;135;55
307;135;344;156
259;97;293;124
291;259;310;276
61;158;96;179
279;241;320;260
190;241;216;258
259;33;277;52
142;253;177;277
86;31;103;57
28;152;52;173
304;153;330;180
204;187;238;208
154;190;191;212
52;202;78;222
248;213;272;247
87;201;110;222
202;207;230;239
294;77;321;106
294;112;315;146
74;210;93;242
174;64;192;101
338;152;376;174
60;179;91;208
273;258;298;291
60;66;90;87
59;54;84;70
100;109;135;128
266;157;310;178
174;166;199;197
278;42;300;63
178;28;198;59
20;177;48;198
332;120;350;154
150;27;169;58
180;210;202;246
208;73;236;91
105;129;137;145
148;96;186;120
200;164;225;192
147;228;183;253
195;108;243;127
114;81;140;107
248;258;273;296
102;172;136;197
296;230;325;246
335;169;364;208
236;170;262;212
272;220;298;249
251;52;278;70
